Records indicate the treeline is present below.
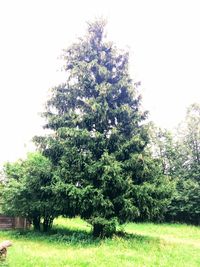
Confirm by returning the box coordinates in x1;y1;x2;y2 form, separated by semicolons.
149;103;200;225
0;20;199;236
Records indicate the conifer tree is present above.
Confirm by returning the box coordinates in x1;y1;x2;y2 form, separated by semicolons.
35;20;172;236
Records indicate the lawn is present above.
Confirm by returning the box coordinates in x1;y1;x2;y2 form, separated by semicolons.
0;217;200;267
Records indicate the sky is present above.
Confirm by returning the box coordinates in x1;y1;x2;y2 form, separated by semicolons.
0;0;199;165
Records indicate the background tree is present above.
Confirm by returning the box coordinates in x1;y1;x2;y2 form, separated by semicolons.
166;103;200;224
149;104;200;225
35;20;173;236
0;182;4;214
181;103;200;180
148;123;178;176
2;153;59;231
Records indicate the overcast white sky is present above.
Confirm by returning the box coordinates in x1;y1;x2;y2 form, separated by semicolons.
0;0;199;165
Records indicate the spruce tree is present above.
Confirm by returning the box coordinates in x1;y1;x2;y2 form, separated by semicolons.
35;20;172;236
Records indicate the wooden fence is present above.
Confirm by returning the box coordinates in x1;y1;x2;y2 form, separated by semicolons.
0;215;29;230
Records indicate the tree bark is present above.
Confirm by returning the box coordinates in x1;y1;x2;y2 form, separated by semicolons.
33;216;41;231
93;223;104;237
43;216;54;232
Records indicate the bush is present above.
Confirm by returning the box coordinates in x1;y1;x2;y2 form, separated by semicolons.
88;217;117;238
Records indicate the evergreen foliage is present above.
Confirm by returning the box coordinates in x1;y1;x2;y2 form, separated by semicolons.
35;20;172;236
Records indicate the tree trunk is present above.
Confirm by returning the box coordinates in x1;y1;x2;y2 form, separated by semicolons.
43;216;54;232
33;216;41;231
93;223;104;237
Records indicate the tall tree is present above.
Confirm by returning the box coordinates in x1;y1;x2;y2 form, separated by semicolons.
35;20;172;236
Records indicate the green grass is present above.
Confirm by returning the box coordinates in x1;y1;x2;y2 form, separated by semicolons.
0;218;200;267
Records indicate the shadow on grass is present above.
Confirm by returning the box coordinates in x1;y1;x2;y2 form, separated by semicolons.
0;226;160;248
117;231;161;244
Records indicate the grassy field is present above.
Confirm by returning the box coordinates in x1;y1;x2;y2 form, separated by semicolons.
0;217;200;267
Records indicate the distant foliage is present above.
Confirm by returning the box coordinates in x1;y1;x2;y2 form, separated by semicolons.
2;153;59;231
167;103;200;224
149;103;200;225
